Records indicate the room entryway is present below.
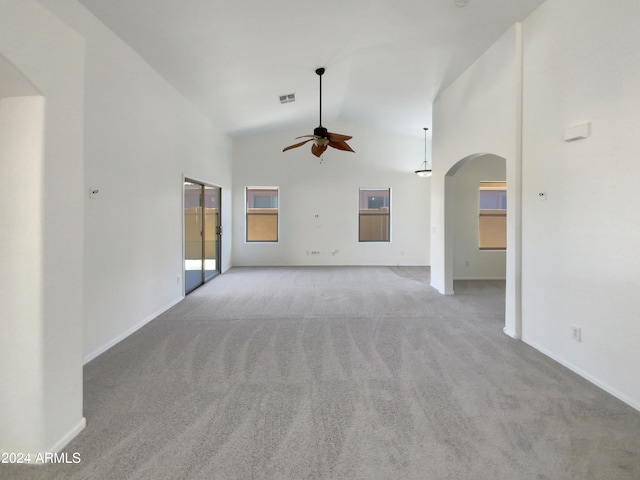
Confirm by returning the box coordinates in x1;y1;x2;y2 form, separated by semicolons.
184;179;221;293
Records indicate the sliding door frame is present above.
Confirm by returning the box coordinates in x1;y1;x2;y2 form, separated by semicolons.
183;177;222;294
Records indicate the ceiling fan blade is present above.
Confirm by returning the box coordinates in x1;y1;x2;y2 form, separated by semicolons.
283;138;314;152
295;134;320;140
328;139;355;153
311;143;327;157
326;131;352;142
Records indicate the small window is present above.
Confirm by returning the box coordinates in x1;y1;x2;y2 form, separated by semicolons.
246;187;278;242
359;188;390;242
479;182;506;250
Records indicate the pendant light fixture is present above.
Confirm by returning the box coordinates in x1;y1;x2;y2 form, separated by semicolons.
415;127;432;177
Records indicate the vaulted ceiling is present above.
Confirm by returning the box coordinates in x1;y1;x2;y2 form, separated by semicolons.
78;0;545;139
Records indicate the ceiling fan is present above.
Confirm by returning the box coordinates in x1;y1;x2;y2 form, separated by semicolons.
283;67;354;158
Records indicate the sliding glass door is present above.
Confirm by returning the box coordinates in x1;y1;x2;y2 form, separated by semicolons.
203;185;220;282
184;180;221;294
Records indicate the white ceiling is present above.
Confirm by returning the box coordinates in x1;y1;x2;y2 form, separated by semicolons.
78;0;545;139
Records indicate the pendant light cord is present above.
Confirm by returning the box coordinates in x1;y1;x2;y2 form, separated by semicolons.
424;127;429;168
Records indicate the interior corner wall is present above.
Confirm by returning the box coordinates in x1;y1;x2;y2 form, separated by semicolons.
431;24;521;306
520;0;640;409
451;155;506;280
0;0;85;453
231;121;431;267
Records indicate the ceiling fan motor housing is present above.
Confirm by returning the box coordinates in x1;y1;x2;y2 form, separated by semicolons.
313;126;328;138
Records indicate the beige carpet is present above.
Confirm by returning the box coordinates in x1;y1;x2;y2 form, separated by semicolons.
5;267;640;479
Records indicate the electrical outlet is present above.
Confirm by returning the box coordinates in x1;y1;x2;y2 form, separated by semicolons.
571;325;582;342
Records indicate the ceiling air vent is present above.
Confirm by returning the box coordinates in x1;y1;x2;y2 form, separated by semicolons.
279;93;295;104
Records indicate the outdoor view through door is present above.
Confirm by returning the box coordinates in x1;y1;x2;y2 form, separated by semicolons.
184;180;221;293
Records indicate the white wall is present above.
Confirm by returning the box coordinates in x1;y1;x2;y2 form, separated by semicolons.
0;95;47;452
232;121;430;267
36;0;233;363
433;0;640;410
431;24;522;337
451;154;506;280
1;0;233;452
521;0;640;409
0;0;85;453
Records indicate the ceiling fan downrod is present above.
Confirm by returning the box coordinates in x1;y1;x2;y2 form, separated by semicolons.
316;67;325;128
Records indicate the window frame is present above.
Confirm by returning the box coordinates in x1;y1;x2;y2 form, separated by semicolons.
478;182;507;250
358;187;391;243
245;186;279;243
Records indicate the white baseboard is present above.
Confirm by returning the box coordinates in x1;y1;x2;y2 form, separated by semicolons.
49;417;86;454
431;281;454;295
503;326;521;339
83;296;184;364
23;417;86;464
523;338;640;413
453;276;507;281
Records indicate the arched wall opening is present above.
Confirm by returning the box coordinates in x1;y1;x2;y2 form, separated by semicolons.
429;23;522;340
444;154;505;293
448;154;507;281
442;152;520;338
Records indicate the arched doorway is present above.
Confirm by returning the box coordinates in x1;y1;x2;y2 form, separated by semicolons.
439;152;521;339
448;154;507;281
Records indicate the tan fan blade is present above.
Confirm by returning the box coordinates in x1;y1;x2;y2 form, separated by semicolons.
328;139;355;153
311;143;327;157
283;138;314;152
327;131;352;142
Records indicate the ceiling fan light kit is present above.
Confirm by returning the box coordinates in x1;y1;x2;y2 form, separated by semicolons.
415;127;432;177
283;67;354;158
